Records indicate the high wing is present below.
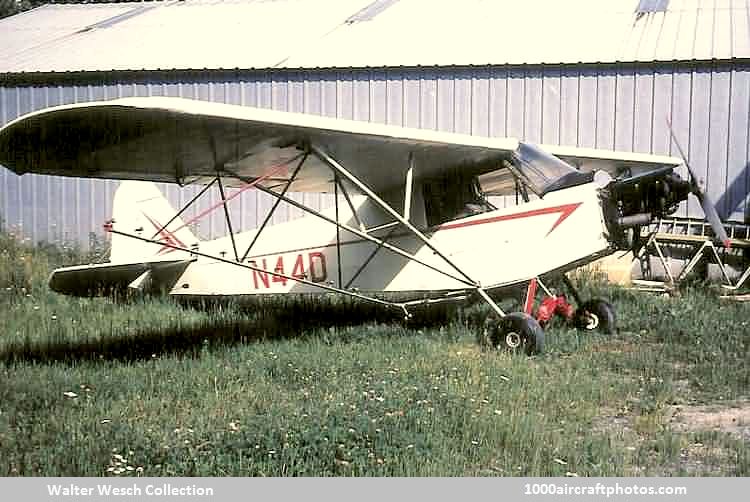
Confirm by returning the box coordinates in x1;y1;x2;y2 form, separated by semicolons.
0;97;682;197
0;97;519;194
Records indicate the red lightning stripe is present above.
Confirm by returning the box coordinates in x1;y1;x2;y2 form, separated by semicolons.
142;213;187;255
438;202;583;236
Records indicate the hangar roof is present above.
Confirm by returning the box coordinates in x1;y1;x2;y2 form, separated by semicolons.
1;0;748;74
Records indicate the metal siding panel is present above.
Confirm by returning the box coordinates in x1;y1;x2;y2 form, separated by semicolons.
370;70;387;124
212;81;228;103
689;66;713;219
726;68;750;222
524;69;543;143
673;8;698;61
353;72;370;122
151;82;166;98
614;68;635;151
240;79;257;107
732;2;750;59
633;68;655;153
488;67;508;138
258;74;272;108
506;68;525;139
595;69;616;150
419;69;437;130
651;68;674;155
271;73;288;112
713;2;733;60
303;74;322;116
470;67;490;137
17;87;33;239
288;72;304;113
453;71;472;135
226;80;242;105
559;68;579;146
337;70;354;120
541;68;561;145
692;4;715;60
707;67;732;218
403;70;420;128
436;73;454;132
577;69;597;148
3;63;749;246
385;69;403;126
322;74;337;118
655;8;682;60
670;67;694;218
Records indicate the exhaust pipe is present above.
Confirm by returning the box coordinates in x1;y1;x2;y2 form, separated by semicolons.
617;213;652;228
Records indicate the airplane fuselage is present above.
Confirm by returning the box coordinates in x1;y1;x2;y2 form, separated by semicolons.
167;182;611;299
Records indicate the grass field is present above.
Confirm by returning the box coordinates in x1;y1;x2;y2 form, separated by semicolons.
0;229;748;476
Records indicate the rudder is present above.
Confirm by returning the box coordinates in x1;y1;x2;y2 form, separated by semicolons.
109;181;199;263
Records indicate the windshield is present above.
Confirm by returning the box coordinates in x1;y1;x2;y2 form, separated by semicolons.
512;142;591;195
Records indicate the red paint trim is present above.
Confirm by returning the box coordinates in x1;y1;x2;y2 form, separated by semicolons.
143;213;187;255
240;203;584;261
438;202;583;236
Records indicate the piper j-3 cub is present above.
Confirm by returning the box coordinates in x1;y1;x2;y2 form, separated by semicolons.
0;97;728;354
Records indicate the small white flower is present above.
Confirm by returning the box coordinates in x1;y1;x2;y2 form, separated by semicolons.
63;391;78;398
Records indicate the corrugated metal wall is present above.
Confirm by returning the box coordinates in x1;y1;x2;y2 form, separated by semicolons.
1;62;749;246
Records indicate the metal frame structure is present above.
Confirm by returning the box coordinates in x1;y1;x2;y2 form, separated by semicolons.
106;145;511;319
637;217;750;292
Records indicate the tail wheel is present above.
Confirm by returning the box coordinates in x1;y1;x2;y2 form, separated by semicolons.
480;312;544;355
574;299;616;334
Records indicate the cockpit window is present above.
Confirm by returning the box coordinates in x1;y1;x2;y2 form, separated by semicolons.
512;142;593;196
423;173;495;227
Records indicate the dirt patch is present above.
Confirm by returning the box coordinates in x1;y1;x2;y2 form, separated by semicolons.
669;400;750;441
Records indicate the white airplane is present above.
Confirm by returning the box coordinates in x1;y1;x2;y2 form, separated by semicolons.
0;97;727;354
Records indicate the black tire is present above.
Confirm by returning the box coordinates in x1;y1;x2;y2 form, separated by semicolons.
480;312;544;355
574;299;616;334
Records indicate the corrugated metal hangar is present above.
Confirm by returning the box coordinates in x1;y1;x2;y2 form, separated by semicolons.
1;0;749;247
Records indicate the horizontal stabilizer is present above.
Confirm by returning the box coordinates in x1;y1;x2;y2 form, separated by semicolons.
128;269;153;291
49;259;193;297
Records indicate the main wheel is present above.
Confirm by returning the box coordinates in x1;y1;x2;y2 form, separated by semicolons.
480;312;544;355
573;299;616;334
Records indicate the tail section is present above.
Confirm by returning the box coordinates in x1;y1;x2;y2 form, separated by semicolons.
109;181;199;263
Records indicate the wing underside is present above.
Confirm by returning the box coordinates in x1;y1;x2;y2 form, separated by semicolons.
0;97;682;197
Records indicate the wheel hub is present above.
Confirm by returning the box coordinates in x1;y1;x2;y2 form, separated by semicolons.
505;331;522;348
584;312;599;330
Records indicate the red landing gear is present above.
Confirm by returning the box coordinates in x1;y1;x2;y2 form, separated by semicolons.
524;277;617;334
480;276;616;356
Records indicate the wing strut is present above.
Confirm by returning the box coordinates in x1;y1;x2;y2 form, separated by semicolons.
224;170;477;288
107;226;407;313
216;175;240;262
239;153;308;262
333;171;344;289
310;146;506;318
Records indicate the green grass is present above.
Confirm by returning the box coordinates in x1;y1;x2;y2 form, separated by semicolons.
0;231;747;476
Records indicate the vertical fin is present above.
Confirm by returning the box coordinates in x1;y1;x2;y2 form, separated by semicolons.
109;181;199;263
